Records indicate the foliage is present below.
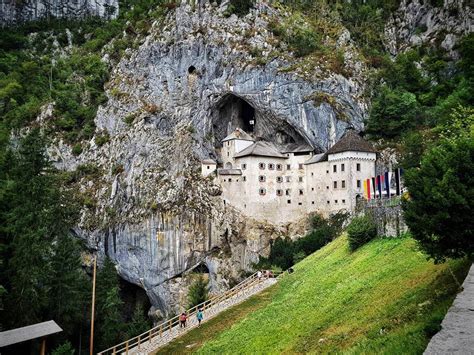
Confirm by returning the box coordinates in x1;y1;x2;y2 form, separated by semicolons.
126;303;151;339
188;274;209;308
403;135;474;262
347;215;377;251
259;212;348;270
225;0;255;17
95;257;124;352
0;128;87;351
52;341;75;355
164;237;470;354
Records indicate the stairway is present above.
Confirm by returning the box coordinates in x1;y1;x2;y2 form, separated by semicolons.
98;272;280;355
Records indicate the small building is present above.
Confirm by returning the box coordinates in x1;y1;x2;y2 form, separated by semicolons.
201;128;377;223
201;159;217;177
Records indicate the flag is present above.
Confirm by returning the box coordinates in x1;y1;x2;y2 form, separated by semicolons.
363;179;368;199
384;171;390;197
367;179;371;200
372;177;376;198
377;175;382;199
395;168;401;195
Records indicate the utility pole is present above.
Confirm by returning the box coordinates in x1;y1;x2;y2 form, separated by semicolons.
90;256;97;355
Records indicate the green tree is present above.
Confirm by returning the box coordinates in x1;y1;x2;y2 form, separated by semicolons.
347;215;378;251
95;257;124;351
126;303;151;339
403;136;474;262
188;274;209;308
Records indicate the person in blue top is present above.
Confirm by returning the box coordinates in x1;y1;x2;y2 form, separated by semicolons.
197;309;204;327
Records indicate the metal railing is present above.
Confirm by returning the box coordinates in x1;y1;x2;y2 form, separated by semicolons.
97;271;281;355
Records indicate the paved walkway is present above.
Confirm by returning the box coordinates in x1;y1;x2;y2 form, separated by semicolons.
424;263;474;355
130;277;278;354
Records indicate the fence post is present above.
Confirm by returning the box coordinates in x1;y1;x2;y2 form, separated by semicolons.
125;341;129;355
138;334;141;350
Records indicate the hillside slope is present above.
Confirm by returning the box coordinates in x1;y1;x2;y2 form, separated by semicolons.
159;236;470;354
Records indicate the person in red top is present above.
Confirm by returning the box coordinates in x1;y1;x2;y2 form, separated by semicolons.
179;312;187;328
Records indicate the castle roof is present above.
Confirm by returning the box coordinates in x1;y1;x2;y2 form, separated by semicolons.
201;159;217;165
280;143;314;154
304;153;327;165
326;130;376;155
234;141;287;159
218;168;242;175
222;128;254;142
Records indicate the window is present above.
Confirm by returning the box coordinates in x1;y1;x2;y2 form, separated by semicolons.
229;178;232;182
312;201;315;205
259;175;266;182
243;176;247;182
327;200;330;204
298;202;302;205
335;200;338;204
299;189;304;195
276;189;283;196
326;170;329;174
333;181;337;189
298;177;303;182
285;189;291;196
276;164;283;171
356;163;361;171
276;176;283;183
259;188;266;195
342;199;346;204
341;163;345;172
286;176;291;182
311;172;314;176
357;180;361;188
333;165;337;173
241;163;247;170
342;180;346;188
311;187;314;191
269;163;275;170
207;166;210;169
227;152;229;157
287;200;291;204
287;164;291;170
259;163;265;170
326;186;329;189
298;163;304;170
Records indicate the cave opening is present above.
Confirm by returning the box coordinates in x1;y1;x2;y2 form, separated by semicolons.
194;262;210;274
188;65;196;74
119;277;152;324
211;93;310;148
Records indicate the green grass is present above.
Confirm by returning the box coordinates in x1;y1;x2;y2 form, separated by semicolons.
160;235;470;354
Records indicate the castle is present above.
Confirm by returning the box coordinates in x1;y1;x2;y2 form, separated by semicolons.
202;128;377;224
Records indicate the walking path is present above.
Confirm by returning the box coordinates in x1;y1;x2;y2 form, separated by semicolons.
134;277;277;354
98;272;279;355
424;263;474;355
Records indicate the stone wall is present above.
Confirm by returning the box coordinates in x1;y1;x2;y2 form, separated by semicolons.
357;198;408;237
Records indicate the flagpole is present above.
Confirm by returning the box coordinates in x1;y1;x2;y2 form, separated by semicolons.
90;256;97;355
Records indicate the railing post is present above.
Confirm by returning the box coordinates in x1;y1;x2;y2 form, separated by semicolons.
149;328;153;341
125;341;129;355
138;334;141;350
160;324;163;337
112;347;116;355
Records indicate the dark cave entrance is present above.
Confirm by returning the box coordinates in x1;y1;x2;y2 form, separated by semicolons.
194;262;210;274
211;93;310;148
212;94;255;144
119;277;152;323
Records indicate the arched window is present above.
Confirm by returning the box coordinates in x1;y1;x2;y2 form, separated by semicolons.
225;162;233;169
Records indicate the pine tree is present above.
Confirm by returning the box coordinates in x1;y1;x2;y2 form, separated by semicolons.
188;274;209;308
126;303;151;339
95;257;124;351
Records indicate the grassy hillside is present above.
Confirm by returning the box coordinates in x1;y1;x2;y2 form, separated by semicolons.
159;235;470;354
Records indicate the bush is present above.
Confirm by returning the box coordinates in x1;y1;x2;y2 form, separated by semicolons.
347;215;377;251
188;274;209;308
72;143;83;156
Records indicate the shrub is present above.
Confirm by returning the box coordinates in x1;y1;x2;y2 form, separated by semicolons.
188;274;209;308
94;131;110;147
72;143;83;156
347;215;377;251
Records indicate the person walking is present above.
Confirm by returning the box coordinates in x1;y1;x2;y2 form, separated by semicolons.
179;312;187;328
197;309;204;327
257;270;262;280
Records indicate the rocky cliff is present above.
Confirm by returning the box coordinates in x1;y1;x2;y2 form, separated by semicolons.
45;0;369;318
0;0;118;26
385;0;473;56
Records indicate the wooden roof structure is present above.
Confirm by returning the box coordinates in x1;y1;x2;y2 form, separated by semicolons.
0;320;62;347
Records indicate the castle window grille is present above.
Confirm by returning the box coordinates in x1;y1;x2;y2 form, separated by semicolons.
269;163;275;170
259;163;265;170
259;188;266;195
